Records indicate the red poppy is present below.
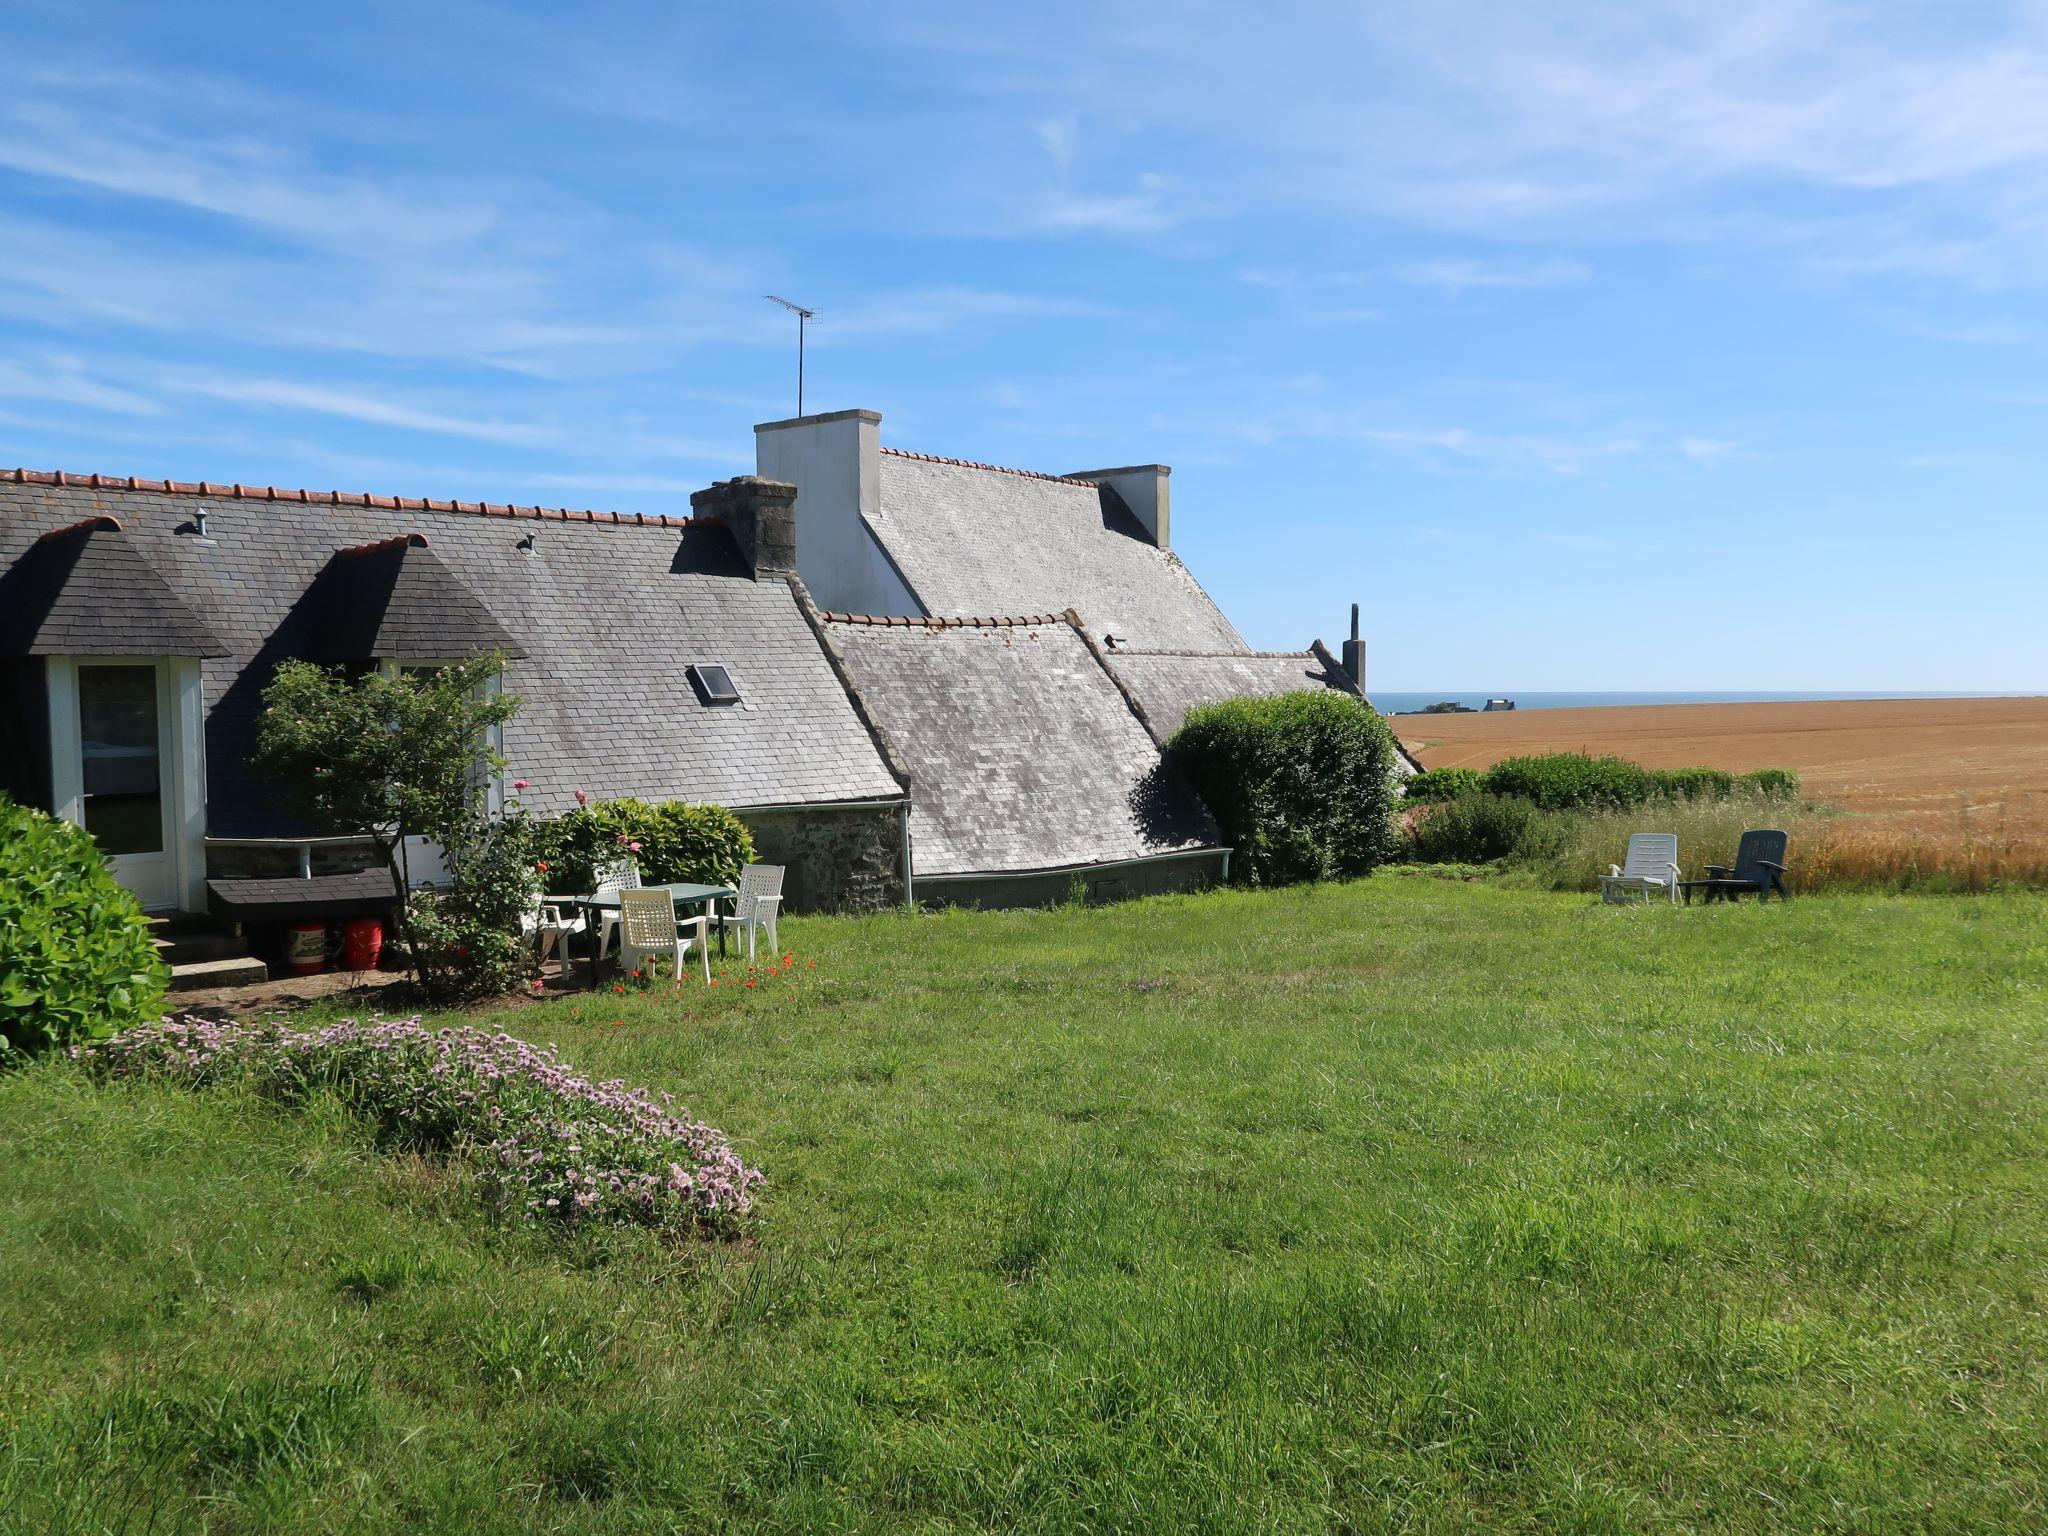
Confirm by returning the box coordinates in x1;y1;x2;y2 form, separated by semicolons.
613;984;624;994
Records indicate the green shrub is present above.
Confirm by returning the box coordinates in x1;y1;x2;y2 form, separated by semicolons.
1649;766;1737;801
1745;767;1801;799
0;791;167;1058
532;799;755;895
1404;793;1562;865
1167;691;1402;887
1404;766;1485;803
1482;753;1656;810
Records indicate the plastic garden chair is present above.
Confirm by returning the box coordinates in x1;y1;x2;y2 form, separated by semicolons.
1600;832;1681;904
717;863;785;962
617;887;709;984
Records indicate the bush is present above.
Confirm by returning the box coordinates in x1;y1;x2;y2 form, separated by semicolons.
1482;753;1656;810
531;798;755;895
1404;767;1485;803
0;792;167;1058
405;806;541;1003
1404;793;1562;865
75;1016;765;1236
1649;766;1737;801
1745;767;1801;799
1167;691;1402;887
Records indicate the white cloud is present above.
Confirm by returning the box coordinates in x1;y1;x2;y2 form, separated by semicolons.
1397;257;1589;291
173;373;558;446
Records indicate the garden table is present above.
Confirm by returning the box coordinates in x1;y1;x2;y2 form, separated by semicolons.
547;881;737;989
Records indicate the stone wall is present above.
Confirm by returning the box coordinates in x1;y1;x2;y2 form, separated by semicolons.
739;802;905;914
914;850;1229;910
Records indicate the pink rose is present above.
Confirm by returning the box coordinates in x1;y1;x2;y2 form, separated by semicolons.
574;789;589;806
512;778;530;791
628;841;642;852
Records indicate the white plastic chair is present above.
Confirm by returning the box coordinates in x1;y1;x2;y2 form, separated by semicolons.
1600;833;1681;905
522;898;585;974
717;864;785;962
592;856;641;960
617;887;710;984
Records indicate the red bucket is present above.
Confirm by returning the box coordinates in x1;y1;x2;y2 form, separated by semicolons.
285;920;327;976
342;917;384;972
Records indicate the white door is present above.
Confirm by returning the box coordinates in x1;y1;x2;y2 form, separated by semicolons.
73;661;176;910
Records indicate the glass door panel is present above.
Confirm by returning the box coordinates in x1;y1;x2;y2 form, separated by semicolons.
78;664;165;855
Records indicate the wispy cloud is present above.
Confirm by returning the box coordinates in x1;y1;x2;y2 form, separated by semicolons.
174;373;558;447
1397;257;1588;291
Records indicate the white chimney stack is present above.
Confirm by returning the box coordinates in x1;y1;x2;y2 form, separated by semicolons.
1066;463;1171;549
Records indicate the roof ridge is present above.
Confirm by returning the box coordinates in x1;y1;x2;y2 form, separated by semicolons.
1107;647;1318;659
818;611;1066;630
1;467;709;531
879;446;1095;487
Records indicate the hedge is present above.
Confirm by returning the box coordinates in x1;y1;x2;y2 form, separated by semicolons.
1404;766;1485;803
1166;691;1401;887
0;791;167;1058
531;799;755;895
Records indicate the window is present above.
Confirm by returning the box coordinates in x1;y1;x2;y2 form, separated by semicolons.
687;663;741;705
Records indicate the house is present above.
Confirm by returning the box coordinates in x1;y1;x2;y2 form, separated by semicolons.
0;470;908;923
2;410;1404;928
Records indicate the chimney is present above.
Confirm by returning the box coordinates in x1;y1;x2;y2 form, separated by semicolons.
1341;603;1367;693
691;476;797;578
1066;463;1170;549
754;408;895;610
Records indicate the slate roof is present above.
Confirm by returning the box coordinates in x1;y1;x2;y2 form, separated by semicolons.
821;612;1222;877
0;515;228;657
307;534;526;662
1104;644;1424;775
867;452;1245;651
0;471;904;837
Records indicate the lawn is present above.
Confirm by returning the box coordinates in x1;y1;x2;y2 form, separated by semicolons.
5;878;2046;1533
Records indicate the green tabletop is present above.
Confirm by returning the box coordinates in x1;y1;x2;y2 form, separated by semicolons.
553;882;735;909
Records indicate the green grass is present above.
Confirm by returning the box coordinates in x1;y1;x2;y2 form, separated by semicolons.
5;879;2047;1532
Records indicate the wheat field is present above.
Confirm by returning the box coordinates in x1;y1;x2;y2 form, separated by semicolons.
1399;695;2048;888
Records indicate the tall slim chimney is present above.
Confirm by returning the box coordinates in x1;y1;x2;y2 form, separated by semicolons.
1341;603;1366;694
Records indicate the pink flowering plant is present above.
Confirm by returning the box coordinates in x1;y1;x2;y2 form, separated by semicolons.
73;1016;764;1236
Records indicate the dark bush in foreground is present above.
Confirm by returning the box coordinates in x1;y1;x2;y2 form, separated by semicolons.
1168;691;1401;886
1404;766;1485;803
75;1017;764;1235
1405;793;1561;865
0;791;166;1058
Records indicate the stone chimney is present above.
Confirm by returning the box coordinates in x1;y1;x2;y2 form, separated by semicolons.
691;476;797;578
1066;463;1170;549
1341;603;1367;693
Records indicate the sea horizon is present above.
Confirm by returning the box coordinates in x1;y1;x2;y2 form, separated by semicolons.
1374;689;2040;714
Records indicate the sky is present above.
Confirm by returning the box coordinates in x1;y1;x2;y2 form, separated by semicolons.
2;1;2046;691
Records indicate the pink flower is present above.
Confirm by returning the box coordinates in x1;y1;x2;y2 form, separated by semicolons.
628;841;642;852
511;778;530;791
574;789;589;806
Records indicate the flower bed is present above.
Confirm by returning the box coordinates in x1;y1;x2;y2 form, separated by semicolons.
73;1018;764;1237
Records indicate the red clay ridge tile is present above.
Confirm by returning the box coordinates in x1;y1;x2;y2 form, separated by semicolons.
879;445;1096;486
333;532;429;558
37;514;122;541
820;610;1064;630
4;467;693;532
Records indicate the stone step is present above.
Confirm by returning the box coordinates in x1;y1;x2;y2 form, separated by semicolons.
167;955;269;992
153;930;244;965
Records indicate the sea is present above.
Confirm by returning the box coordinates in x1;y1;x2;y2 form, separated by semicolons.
1375;690;2027;715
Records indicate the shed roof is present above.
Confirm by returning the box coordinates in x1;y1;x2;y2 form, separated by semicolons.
822;612;1221;877
867;452;1244;651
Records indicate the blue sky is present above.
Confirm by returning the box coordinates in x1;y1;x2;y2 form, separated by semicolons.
3;1;2046;690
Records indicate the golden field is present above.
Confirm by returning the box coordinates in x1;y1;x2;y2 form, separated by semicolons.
1397;695;2048;889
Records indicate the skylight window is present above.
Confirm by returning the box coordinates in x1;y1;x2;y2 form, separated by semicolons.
687;662;741;705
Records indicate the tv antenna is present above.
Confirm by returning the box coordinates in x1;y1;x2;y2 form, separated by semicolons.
765;295;816;417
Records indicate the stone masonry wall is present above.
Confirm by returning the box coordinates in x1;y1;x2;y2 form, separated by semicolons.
739;803;904;914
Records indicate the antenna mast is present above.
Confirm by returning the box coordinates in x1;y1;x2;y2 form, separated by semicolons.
765;295;816;416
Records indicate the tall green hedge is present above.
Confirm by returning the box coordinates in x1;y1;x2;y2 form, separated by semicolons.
1166;691;1401;887
0;792;167;1058
530;799;755;895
